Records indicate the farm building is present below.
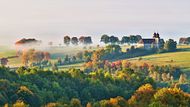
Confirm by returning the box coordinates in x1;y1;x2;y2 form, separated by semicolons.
0;58;8;66
138;33;164;50
179;38;189;45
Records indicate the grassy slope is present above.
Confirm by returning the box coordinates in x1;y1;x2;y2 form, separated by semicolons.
49;46;98;59
126;45;190;76
128;51;190;71
0;46;22;67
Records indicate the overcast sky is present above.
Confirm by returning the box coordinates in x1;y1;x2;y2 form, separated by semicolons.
0;0;190;45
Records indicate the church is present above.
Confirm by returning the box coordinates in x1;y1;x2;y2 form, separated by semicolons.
138;33;164;50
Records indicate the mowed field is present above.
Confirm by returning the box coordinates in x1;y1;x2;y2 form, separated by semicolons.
127;45;190;73
128;52;190;71
0;46;22;67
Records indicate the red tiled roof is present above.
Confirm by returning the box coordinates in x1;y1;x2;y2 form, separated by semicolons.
179;38;188;44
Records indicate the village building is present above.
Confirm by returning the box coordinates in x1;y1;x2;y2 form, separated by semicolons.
137;33;164;50
0;58;8;66
179;38;189;45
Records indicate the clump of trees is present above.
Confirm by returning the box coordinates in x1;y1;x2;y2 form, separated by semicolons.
15;38;41;45
164;39;177;52
90;96;128;107
128;84;156;107
121;35;142;44
89;84;190;107
21;49;51;67
82;46;184;85
128;84;190;107
83;44;160;72
100;34;142;44
64;36;92;46
55;55;81;66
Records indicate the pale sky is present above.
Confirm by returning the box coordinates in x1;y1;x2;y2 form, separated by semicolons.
0;0;190;45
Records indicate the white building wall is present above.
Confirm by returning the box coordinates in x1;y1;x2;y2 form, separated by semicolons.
144;44;152;50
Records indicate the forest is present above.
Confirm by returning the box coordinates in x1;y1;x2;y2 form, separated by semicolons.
0;57;190;107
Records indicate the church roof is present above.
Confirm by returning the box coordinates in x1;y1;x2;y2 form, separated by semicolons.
139;39;155;44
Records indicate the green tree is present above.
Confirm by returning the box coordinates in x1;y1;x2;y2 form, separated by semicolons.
109;36;119;44
76;52;83;60
64;55;70;63
84;37;93;45
101;34;110;44
52;64;58;71
16;86;41;106
64;36;71;46
105;45;121;53
129;35;138;44
164;39;177;51
71;37;79;45
121;36;130;44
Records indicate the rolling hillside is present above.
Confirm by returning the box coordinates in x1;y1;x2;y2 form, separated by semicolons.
128;51;190;71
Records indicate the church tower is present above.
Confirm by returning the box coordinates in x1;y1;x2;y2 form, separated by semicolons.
153;32;160;48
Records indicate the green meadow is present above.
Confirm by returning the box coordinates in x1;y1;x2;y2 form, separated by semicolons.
128;51;190;71
127;45;190;78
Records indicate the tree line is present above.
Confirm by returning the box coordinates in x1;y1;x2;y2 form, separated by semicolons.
101;34;142;44
64;36;92;46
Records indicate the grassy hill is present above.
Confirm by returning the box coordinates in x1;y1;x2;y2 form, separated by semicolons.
128;51;190;71
0;46;22;67
126;46;190;79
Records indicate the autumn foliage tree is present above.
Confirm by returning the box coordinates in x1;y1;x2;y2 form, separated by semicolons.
21;49;51;66
128;84;156;107
70;98;82;107
122;60;131;69
152;88;190;107
97;96;128;107
13;100;28;107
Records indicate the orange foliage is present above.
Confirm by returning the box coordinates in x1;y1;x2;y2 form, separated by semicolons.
128;84;155;106
85;61;93;69
122;60;131;68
